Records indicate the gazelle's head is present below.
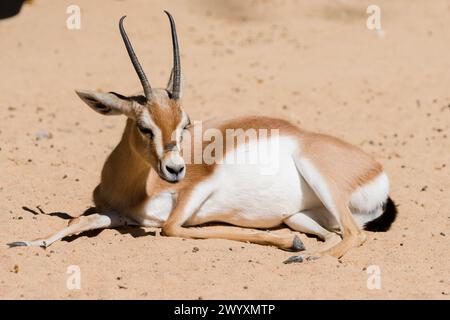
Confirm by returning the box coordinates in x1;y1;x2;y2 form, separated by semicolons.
76;12;190;183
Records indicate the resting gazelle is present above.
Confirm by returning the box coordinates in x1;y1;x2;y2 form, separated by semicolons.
9;11;397;262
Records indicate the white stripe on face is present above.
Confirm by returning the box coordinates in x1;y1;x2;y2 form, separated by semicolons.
142;108;164;158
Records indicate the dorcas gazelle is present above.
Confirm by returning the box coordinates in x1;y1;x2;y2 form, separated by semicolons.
9;11;397;262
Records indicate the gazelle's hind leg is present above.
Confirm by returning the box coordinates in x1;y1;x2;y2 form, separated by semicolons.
291;156;366;261
283;210;341;263
8;212;137;248
284;207;337;240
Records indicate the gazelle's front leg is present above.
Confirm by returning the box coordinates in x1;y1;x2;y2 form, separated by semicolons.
162;189;304;251
8;212;137;248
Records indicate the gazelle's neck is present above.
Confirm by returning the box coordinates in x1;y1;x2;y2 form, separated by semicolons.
94;118;151;212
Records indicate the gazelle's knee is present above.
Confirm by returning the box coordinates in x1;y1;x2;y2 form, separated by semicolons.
161;224;181;237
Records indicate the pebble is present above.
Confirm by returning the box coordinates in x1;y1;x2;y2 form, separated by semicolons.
35;130;53;140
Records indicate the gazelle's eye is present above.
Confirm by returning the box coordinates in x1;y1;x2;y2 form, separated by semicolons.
138;125;154;138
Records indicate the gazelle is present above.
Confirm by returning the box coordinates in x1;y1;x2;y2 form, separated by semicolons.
9;11;397;262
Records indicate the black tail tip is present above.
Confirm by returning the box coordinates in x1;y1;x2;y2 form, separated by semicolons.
364;197;398;232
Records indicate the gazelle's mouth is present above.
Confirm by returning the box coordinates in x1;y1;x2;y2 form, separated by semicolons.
158;159;185;183
160;172;183;184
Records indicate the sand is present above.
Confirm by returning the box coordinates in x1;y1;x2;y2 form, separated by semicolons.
0;0;449;299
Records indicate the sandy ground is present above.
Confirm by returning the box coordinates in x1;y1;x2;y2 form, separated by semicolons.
0;0;449;299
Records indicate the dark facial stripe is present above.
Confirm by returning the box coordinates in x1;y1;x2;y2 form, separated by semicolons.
164;143;176;152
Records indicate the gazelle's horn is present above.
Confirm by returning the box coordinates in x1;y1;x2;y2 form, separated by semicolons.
119;16;153;99
164;11;181;100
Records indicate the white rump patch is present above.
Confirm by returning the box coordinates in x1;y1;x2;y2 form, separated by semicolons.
350;173;389;227
350;173;389;212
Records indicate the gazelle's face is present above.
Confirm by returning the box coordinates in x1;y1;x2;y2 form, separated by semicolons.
130;90;190;182
76;89;190;183
77;12;188;182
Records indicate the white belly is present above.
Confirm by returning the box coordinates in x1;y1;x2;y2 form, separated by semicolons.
139;136;320;228
186;137;320;228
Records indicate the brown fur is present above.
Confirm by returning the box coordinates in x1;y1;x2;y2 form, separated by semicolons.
147;99;183;147
156;116;379;256
90;114;382;256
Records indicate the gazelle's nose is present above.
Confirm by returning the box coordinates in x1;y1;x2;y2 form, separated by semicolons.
161;151;186;183
165;164;184;176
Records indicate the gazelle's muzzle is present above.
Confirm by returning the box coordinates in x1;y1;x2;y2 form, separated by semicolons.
160;150;185;183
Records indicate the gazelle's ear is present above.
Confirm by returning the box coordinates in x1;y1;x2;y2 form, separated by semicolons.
75;90;134;116
166;69;184;99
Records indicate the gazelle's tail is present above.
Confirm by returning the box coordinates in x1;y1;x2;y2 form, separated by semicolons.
363;197;398;232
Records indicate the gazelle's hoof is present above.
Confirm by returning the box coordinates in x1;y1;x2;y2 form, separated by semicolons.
288;235;305;252
283;254;319;264
7;241;47;248
7;241;29;248
283;255;304;264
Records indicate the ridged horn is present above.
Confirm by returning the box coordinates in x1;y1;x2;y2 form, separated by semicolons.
164;11;181;100
119;16;152;99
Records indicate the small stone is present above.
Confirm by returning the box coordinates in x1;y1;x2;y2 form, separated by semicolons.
192;247;199;253
35;131;53;140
